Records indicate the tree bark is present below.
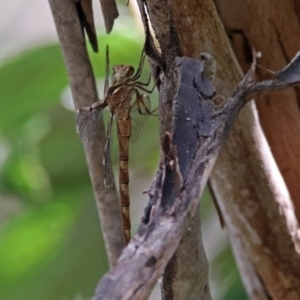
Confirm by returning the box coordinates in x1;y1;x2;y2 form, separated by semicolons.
161;207;211;300
168;1;244;297
49;0;300;299
135;1;212;298
94;19;300;300
215;0;300;224
48;0;123;267
170;0;300;298
148;0;300;298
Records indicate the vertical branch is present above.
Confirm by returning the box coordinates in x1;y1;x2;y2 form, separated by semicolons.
48;0;123;266
93;48;300;300
161;208;211;300
215;0;300;223
137;0;182;135
171;0;300;298
136;1;211;299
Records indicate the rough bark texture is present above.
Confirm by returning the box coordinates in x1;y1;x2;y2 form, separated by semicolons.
134;1;211;299
49;0;300;299
49;0;123;267
94;43;300;299
131;3;208;297
168;1;244;297
161;207;211;300
215;0;300;224
170;0;300;299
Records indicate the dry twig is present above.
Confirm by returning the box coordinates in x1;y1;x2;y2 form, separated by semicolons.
49;0;123;266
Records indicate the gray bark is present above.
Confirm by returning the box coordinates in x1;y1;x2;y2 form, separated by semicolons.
94;52;300;299
48;0;123;267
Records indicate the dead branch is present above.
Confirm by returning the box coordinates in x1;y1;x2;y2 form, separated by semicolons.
75;0;98;52
215;0;300;222
169;0;300;297
94;52;300;299
48;0;123;266
49;0;300;298
161;208;211;300
75;0;119;52
135;1;211;298
98;0;119;34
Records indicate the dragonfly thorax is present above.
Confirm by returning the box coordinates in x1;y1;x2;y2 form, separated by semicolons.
112;65;135;85
107;86;135;115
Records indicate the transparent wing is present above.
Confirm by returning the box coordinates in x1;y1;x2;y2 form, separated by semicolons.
130;91;151;144
103;113;114;188
76;107;106;142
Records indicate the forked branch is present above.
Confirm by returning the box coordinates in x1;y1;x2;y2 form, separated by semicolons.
94;52;300;299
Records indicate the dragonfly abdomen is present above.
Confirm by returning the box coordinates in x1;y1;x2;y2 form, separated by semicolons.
117;117;131;245
77;48;154;248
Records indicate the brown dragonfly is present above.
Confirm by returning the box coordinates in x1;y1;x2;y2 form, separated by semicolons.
76;47;155;246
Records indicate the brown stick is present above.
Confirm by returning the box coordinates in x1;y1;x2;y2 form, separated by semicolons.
162;206;211;300
48;0;123;266
215;0;300;224
171;0;300;298
94;50;300;299
137;1;212;298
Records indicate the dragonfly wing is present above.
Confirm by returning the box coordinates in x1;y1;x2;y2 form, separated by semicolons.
103;113;115;187
76;107;105;142
130;93;151;144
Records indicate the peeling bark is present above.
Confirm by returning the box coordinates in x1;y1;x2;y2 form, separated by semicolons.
75;0;98;52
169;0;300;298
49;0;300;298
94;50;300;299
98;0;119;34
161;208;211;300
215;0;300;224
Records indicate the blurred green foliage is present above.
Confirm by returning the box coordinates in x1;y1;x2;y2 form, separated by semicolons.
0;31;146;300
0;27;246;300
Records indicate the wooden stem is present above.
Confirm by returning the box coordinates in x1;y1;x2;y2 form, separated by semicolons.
48;0;123;266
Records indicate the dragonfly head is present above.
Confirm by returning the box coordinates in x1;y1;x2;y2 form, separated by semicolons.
112;65;135;85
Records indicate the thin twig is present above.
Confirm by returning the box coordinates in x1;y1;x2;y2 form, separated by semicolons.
48;0;123;266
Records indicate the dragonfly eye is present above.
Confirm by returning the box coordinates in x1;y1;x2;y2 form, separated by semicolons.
127;66;134;77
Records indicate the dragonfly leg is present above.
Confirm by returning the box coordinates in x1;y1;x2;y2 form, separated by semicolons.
135;72;159;93
134;72;152;87
135;90;159;116
148;106;159;116
130;49;146;81
107;77;154;94
134;82;156;94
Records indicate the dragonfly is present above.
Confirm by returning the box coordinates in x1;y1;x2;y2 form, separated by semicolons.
76;47;156;246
